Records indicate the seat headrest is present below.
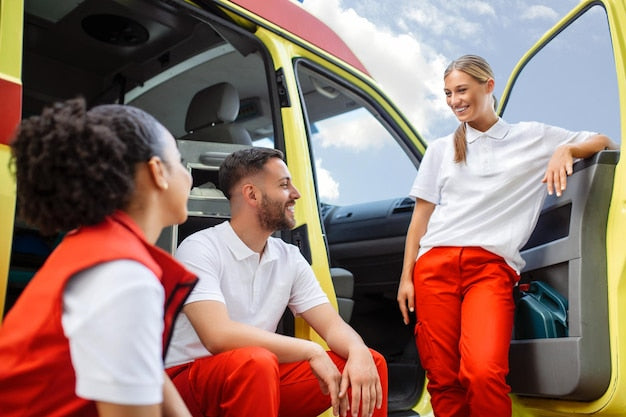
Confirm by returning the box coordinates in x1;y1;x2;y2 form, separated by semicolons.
185;82;240;132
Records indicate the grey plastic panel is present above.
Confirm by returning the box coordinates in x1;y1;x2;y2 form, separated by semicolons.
509;150;619;400
330;267;355;323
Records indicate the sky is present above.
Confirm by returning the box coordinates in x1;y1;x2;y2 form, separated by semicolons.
299;0;582;140
294;0;620;205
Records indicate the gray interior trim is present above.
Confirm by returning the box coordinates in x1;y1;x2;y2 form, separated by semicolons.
509;150;619;400
330;267;355;322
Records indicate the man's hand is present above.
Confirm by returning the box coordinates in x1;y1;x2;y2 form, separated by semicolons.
340;347;383;417
542;144;574;197
302;303;385;417
308;345;348;416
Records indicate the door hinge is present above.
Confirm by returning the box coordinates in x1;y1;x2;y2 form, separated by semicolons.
276;68;291;107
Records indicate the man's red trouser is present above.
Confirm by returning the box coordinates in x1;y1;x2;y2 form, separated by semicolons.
166;346;388;417
413;247;518;417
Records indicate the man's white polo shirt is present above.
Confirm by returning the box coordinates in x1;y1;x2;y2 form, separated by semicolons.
410;118;594;273
165;221;329;367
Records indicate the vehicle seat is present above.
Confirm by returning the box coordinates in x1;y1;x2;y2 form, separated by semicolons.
180;82;252;145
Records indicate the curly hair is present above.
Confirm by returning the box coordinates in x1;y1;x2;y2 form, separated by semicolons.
10;98;166;235
218;147;284;200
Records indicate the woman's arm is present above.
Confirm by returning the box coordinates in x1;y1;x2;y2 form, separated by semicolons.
96;402;161;417
543;134;618;197
162;372;192;417
96;372;193;417
397;198;436;325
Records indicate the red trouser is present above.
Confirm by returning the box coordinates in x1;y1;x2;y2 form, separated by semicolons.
166;346;388;417
413;247;518;417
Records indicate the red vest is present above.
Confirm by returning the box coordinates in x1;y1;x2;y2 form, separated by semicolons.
0;212;197;416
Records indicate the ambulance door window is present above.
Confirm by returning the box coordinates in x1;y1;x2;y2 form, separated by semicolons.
501;4;620;144
295;63;416;207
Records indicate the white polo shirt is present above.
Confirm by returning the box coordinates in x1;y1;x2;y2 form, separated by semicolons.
410;118;594;273
165;221;329;367
62;260;164;405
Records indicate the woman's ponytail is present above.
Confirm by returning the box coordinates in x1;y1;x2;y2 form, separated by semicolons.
453;123;467;164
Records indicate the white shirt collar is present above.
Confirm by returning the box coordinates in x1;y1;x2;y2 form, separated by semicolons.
465;118;510;143
221;221;278;263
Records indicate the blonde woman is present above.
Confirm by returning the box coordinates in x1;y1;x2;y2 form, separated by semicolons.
397;55;616;417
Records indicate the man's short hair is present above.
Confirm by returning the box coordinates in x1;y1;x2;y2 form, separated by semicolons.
219;147;284;199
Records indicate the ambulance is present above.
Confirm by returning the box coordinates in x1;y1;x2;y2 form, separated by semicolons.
0;1;623;416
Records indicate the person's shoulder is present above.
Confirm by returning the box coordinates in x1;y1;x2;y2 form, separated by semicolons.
70;260;161;297
509;120;546;132
267;235;305;259
178;222;226;251
422;133;453;161
267;234;292;251
509;120;575;140
431;131;454;145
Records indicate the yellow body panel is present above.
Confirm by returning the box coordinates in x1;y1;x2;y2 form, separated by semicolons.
0;0;23;80
0;145;16;317
0;0;23;320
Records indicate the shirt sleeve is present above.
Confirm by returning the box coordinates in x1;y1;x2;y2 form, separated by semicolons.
287;248;329;315
539;122;596;154
409;136;448;204
62;260;164;405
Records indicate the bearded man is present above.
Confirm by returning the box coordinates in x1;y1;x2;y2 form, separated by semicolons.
165;147;388;417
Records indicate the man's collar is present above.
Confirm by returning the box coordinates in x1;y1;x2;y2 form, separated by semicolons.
222;221;277;262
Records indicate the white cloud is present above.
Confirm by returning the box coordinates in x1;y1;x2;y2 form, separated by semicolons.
299;0;576;141
312;110;387;151
300;0;453;139
404;2;482;38
469;1;497;17
315;159;340;201
521;5;559;21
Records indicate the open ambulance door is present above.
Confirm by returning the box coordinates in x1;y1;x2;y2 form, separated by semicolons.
499;0;626;414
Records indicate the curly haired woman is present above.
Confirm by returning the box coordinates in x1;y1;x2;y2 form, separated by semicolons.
0;98;197;417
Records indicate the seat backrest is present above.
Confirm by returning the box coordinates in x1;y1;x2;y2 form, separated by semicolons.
181;82;252;145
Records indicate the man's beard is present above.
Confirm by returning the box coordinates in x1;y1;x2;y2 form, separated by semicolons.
258;193;295;231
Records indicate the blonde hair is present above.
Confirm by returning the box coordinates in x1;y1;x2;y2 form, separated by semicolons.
444;55;496;163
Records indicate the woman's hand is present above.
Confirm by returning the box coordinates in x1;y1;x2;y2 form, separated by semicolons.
397;277;415;325
542;144;574;197
543;134;617;197
397;198;435;325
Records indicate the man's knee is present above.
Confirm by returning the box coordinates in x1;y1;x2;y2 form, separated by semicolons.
190;346;280;386
369;348;388;376
369;349;385;365
225;346;279;377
